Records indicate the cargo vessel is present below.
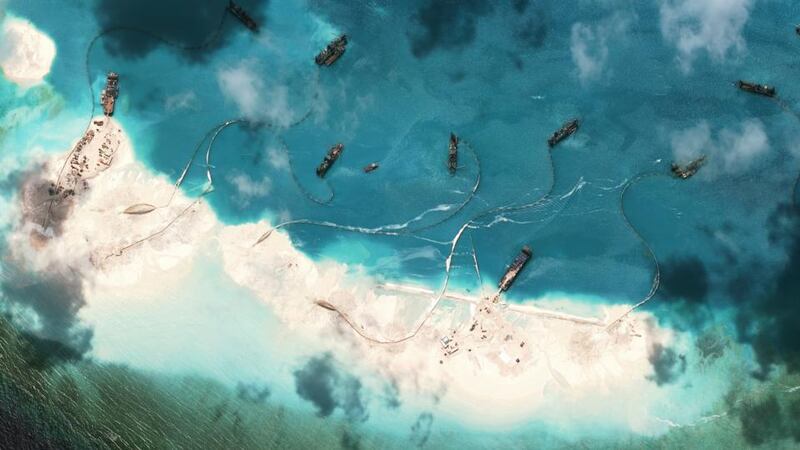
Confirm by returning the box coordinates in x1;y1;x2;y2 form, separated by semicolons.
315;35;348;66
227;1;259;33
448;133;458;175
737;80;775;97
100;72;119;116
316;143;344;177
363;162;379;173
671;155;706;179
498;246;533;292
548;119;579;147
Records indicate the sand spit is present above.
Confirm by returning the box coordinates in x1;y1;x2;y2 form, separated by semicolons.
8;119;688;431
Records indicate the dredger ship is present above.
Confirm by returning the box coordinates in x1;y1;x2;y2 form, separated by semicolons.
315;35;348;66
498;246;533;292
737;80;775;97
227;1;259;33
548;119;579;147
100;72;119;116
671;155;706;179
316;143;344;177
448;133;458;174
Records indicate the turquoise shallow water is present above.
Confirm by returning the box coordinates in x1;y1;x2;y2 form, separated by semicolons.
3;0;800;448
7;0;798;301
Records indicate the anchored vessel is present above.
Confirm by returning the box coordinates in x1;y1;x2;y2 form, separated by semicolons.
100;72;119;116
315;35;348;66
796;24;800;36
227;1;259;32
363;162;379;173
548;119;579;147
671;155;706;179
448;132;458;174
737;80;775;97
316;143;344;177
498;246;533;292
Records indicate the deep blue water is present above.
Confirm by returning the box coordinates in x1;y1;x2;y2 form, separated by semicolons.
4;0;800;447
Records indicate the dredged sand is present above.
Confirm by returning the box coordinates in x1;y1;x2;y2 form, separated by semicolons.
7;118;689;432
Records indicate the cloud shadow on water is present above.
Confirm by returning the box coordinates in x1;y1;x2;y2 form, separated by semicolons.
293;353;368;422
91;0;269;61
407;0;494;59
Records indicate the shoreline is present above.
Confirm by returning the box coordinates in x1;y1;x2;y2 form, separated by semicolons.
6;117;721;432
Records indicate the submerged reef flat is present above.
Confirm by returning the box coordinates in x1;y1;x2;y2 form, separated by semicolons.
6;117;708;432
5;0;800;447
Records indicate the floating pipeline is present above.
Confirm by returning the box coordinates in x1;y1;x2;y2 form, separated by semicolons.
285;138;336;206
104;104;473;243
306;183;585;345
604;170;670;331
250;128;670;343
45;6;232;230
109;119;246;258
308;220;474;345
283;136;481;223
44;4;669;347
107;196;207;260
330;171;646;341
256;175;584;250
254;177;589;346
258;137;484;240
112;107;322;258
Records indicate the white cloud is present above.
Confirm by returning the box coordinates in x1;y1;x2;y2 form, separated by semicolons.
718;119;768;172
670;121;712;163
226;171;271;207
266;146;289;171
216;60;293;127
670;119;769;175
570;13;632;84
659;0;752;73
0;16;56;88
